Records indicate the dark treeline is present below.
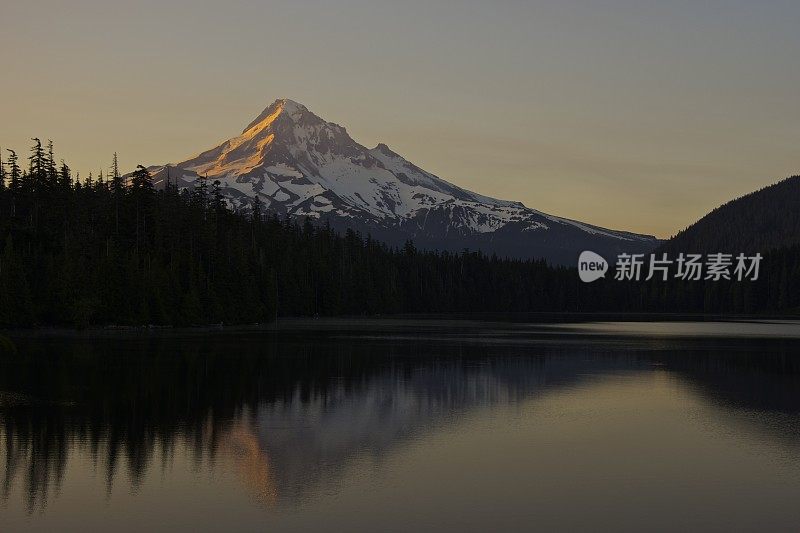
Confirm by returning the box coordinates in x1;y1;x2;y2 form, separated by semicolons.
0;140;797;327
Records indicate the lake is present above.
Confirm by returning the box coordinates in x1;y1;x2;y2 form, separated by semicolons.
2;319;800;532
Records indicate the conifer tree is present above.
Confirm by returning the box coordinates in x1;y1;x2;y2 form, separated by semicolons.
130;165;152;190
111;153;123;193
212;180;224;213
111;152;120;185
59;160;72;191
6;150;20;217
111;153;123;234
28;138;45;189
193;175;209;208
7;150;19;188
46;139;57;187
130;165;154;254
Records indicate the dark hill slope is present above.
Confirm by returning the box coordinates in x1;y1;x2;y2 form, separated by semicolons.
662;175;800;254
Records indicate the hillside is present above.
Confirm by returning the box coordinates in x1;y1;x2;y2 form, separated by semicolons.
663;175;800;254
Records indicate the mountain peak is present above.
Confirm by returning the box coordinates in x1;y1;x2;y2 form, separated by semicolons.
273;98;307;116
242;98;311;133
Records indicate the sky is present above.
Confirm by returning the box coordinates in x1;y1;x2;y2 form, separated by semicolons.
1;0;798;238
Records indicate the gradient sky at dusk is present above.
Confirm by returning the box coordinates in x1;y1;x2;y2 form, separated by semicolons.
2;0;798;237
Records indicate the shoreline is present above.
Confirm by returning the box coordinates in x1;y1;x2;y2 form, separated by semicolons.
2;311;799;339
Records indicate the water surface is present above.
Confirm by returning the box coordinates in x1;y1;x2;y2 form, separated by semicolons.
2;320;800;532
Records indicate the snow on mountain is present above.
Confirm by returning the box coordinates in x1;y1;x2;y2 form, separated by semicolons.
140;98;658;263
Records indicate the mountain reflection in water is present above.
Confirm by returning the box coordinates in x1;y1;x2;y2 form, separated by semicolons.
2;321;800;531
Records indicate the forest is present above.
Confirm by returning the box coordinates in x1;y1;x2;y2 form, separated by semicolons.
663;174;800;255
0;139;797;327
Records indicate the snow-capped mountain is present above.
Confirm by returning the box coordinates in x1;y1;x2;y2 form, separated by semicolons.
143;98;658;263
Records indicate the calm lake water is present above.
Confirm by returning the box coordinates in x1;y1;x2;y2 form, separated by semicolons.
2;319;800;532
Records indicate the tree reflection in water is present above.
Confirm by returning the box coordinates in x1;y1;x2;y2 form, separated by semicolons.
1;325;800;513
